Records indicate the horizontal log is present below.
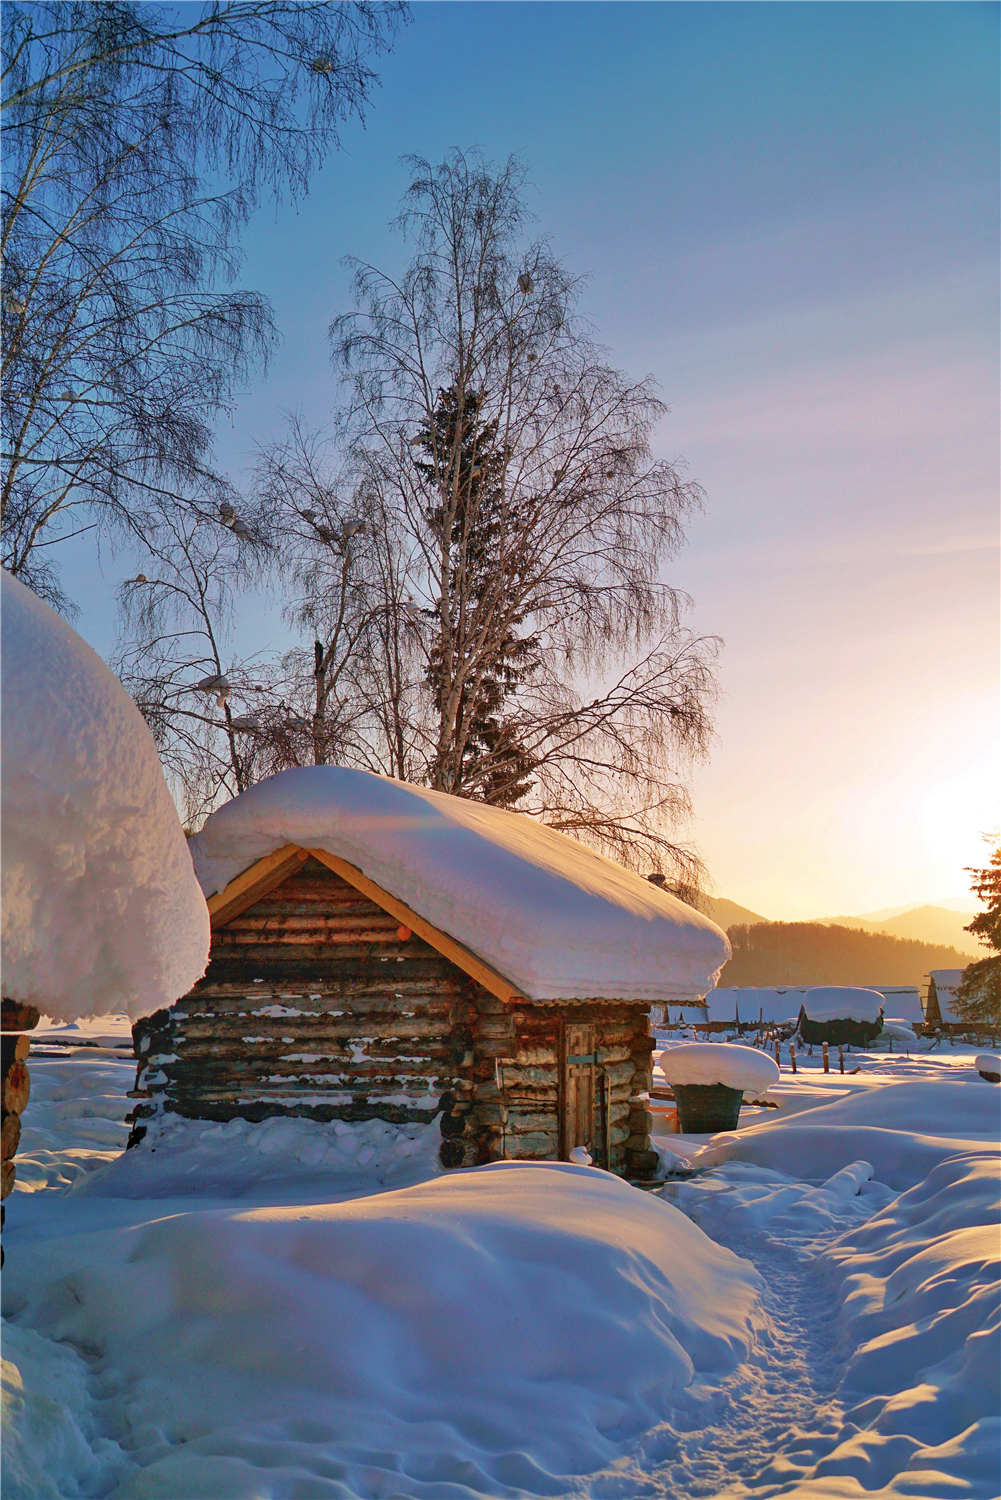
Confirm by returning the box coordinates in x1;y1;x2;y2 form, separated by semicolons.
1;1158;14;1199
1;1035;30;1071
1;1109;22;1160
174;1018;451;1046
1;1001;40;1033
2;1062;29;1115
499;1130;557;1155
504;1109;558;1133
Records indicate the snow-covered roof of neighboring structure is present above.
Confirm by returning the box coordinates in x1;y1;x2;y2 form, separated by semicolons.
869;987;923;1024
929;970;966;989
705;987;805;1024
189;766;730;1003
1;571;209;1021
799;987;884;1023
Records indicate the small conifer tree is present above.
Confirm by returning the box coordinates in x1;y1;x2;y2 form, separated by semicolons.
954;838;1001;1028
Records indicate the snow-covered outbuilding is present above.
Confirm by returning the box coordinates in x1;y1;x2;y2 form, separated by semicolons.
921;970;968;1030
134;767;730;1177
797;987;884;1047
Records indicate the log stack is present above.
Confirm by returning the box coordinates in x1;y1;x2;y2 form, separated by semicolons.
1;999;39;1255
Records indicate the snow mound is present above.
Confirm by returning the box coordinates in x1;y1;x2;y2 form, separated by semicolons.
1;571;208;1021
695;1079;1001;1190
975;1054;1000;1080
188;765;729;1002
800;986;884;1023
8;1165;762;1496
823;1152;1000;1490
659;1041;780;1093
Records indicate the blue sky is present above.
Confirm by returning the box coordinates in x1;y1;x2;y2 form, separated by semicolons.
63;1;999;918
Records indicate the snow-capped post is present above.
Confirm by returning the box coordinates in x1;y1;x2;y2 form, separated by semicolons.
658;1043;779;1134
0;572;210;1232
823;1042;830;1072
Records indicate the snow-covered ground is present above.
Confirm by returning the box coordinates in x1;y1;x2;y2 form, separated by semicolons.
2;1032;998;1499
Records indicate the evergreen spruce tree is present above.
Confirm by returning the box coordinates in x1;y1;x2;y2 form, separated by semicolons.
415;385;540;806
954;838;1001;1028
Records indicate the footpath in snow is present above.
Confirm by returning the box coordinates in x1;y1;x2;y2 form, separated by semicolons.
1;1025;998;1500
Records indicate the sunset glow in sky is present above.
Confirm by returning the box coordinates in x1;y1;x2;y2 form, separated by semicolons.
61;2;999;920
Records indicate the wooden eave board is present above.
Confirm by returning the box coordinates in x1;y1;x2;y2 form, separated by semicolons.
204;842;526;1006
206;844;309;928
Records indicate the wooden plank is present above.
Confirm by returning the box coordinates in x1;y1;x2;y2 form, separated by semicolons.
306;847;526;1006
208;846;310;928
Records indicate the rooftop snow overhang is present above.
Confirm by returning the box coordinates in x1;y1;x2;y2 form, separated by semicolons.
190;766;731;1004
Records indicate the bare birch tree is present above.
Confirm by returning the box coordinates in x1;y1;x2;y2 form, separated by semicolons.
2;1;407;607
324;149;719;878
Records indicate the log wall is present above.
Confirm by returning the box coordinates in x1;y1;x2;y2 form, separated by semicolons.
1;1000;39;1259
133;856;656;1176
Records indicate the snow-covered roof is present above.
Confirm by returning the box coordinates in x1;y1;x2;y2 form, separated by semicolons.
189;766;730;1003
1;571;209;1021
799;987;884;1023
929;970;966;989
705;987;805;1024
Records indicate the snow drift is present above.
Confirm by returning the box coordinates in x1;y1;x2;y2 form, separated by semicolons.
188;765;730;1001
1;570;209;1021
4;1163;762;1498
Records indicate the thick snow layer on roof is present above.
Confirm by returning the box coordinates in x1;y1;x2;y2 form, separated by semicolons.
799;986;884;1023
1;571;209;1021
705;987;805;1024
658;1042;780;1093
189;766;730;1002
930;969;966;987
869;985;923;1023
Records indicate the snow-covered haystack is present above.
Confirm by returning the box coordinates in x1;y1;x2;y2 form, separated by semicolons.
188;765;729;1001
798;986;884;1048
1;571;208;1021
6;1164;762;1494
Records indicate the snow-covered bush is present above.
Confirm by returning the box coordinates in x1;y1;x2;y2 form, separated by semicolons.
1;571;209;1020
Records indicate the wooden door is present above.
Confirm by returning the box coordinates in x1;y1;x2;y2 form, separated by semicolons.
559;1022;595;1160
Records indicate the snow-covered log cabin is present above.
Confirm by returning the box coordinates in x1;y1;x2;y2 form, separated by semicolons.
132;768;729;1178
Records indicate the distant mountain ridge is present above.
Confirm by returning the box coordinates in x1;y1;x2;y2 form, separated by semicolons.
814;905;980;957
718;922;971;988
693;896;980;958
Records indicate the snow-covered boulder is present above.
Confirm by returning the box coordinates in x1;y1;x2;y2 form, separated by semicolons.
659;1042;780;1094
188;765;730;1002
1;571;209;1021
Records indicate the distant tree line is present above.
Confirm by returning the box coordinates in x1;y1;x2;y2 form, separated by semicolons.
719;922;971;988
